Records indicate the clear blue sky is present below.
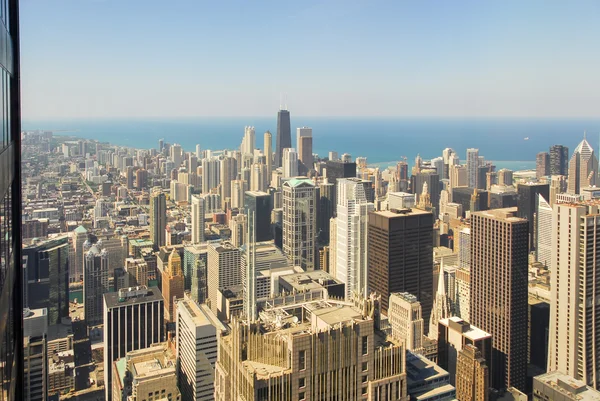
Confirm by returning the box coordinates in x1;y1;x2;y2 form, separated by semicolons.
20;0;600;119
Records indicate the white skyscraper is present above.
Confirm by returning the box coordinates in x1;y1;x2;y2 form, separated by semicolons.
171;143;183;168
335;178;374;299
568;136;598;195
282;177;318;271
548;202;600;388
220;156;237;207
466;148;479;188
207;241;241;315
196;144;202;158
241;126;256;156
191;195;205;244
282;147;298;178
535;194;552;267
201;157;220;194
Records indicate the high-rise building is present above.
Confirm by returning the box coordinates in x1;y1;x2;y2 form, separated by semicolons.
325;159;357;215
549;174;567;206
367;209;434;324
241;126;256;156
207;241;241;314
516;182;549;251
450;164;468;190
411;170;440;215
220;156;237;207
275;108;291;168
548;202;600;389
497;168;513;186
549;144;569;176
23;308;48;401
533;371;600;401
388;292;425;354
264;131;273;180
466;148;480;189
201;156;221;194
299;136;313;172
191;194;205;244
150;187;167;249
535;194;552;267
335;178;374;299
70;225;88;282
176;295;224;401
214;296;408;401
244;191;272;242
103;286;165;401
282;147;298;178
568;137;598;194
317;181;335;244
455;344;489;401
282;177;318;271
162;248;185;322
135;168;148;190
470;208;528;391
536;152;550;179
83;244;110;326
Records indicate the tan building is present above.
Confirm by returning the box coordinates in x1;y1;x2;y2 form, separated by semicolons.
568;137;598;195
162;249;185;322
388;292;424;354
534;371;600;401
215;295;409;401
456;344;488;401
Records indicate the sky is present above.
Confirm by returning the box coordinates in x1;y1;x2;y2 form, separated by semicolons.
20;0;600;119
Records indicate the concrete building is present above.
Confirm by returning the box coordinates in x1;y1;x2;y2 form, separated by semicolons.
568;137;598;194
282;147;298;178
535;194;552;267
536;152;550;179
83;244;109;326
550;145;569;176
497;169;514;186
162;248;185;322
470;208;528;391
150;187;167;249
533;371;600;401
388;292;424;354
467;149;479;189
367;209;434;325
207;241;241;315
215;296;409;401
191;195;205;244
282;177;318;271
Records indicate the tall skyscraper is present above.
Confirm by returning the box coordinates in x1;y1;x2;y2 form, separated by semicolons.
367;209;434;324
264;130;273;180
241;126;256;156
244;191;273;242
176;295;224;401
220;155;237;207
103;286;165;401
535;194;552;267
275;108;291;168
282;178;318;271
536;152;550;179
470;208;528;391
201;156;221;194
466;148;480;189
411;170;440;215
548;202;600;389
299;136;313;172
568;136;598;194
150;187;167;249
70;225;88;281
325;159;357;216
23;308;48;401
516;182;549;251
191;194;205;244
550;144;569;176
335;178;374;299
162;248;185;322
207;241;241;315
282;147;298;178
83;244;109;326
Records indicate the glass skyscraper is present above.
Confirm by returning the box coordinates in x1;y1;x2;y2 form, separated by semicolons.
0;0;22;399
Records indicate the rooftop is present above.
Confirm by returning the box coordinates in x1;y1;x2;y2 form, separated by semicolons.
104;286;163;309
374;208;431;218
440;316;492;341
473;207;525;223
535;371;600;401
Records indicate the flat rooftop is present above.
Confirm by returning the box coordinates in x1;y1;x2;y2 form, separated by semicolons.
440;316;491;341
535;371;600;401
473;207;525;223
104;286;163;308
373;208;431;218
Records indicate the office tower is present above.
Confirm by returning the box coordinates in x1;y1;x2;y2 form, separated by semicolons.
450;164;468;189
196;144;202;158
135;168;148;190
317;181;334;244
470;208;528;391
437;317;492;387
214;296;407;401
428;269;450;340
230;179;247;209
103;286;165;401
529;297;550;372
549;175;567;206
282;178;318;270
188;154;199;173
517;182;549;251
368;209;434;323
568;137;598;194
241;126;256;155
497;168;513;186
264;131;273;180
536;152;550;179
550;144;569;176
335;178;374;299
535;194;552;267
70;225;88;281
412;170;440;214
112;343;180;401
229;213;247;247
466;148;479;188
325;159;357;215
24;308;48;401
455;345;489;401
171;143;183;167
534;372;600;401
207;242;241;314
431;156;444;177
150;187;167;249
275;108;292;168
250;162;268;192
442;148;456;179
125;165;134;189
299;136;313;172
191;194;205;244
456;268;470;322
176;295;224;401
83;244;109;326
388;292;424;353
220;156;237;207
244;191;272;242
201;157;220;194
548;202;600;388
162;248;185;322
23;236;70;325
282;147;298;178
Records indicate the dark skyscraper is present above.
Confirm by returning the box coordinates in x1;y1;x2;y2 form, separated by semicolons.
367;209;434;327
516;182;549;251
325;159;357;216
275;109;291;168
1;1;23;399
244;191;273;242
549;144;569;176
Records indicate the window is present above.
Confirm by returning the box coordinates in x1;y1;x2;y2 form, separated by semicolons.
299;377;306;388
362;362;368;371
299;350;306;370
362;336;368;355
362;375;368;383
362;387;368;395
299;391;306;400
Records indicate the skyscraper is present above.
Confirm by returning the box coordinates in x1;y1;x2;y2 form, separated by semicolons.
264;130;273;180
201;156;221;194
549;144;569;176
548;202;600;389
470;208;528;391
299;136;313;172
241;126;256;156
275;108;291;168
162;248;185;322
388;292;425;354
103;286;165;401
466;148;479;189
83;244;110;326
282;147;298;178
244;191;273;242
150;187;167;249
207;241;241;315
367;209;434;323
325;159;357;216
282;178;318;271
191;194;205;244
536;152;550;179
335;178;374;299
568;136;598;194
535;194;552;267
516;182;549;251
220;155;237;207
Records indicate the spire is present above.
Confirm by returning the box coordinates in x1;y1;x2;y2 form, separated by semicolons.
428;264;451;340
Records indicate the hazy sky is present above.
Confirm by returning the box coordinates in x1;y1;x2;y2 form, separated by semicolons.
20;0;600;119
